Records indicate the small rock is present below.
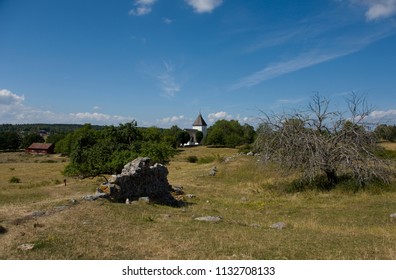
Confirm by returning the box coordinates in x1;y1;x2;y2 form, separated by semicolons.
54;205;68;211
270;222;286;230
250;223;261;228
209;166;217;176
185;194;196;199
195;216;222;222
17;243;35;251
69;199;78;205
125;198;130;204
247;151;254;156
0;225;7;234
390;213;396;221
172;186;184;195
139;197;150;203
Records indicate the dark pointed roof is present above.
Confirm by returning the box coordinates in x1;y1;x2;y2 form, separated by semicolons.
193;113;207;127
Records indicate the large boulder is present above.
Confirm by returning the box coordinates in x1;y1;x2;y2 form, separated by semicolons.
101;157;178;206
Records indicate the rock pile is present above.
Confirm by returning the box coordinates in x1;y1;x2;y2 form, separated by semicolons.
99;157;179;206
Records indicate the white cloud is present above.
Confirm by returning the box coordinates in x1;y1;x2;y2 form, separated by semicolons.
185;0;223;13
0;89;134;125
368;109;396;123
159;115;186;124
208;111;232;123
353;0;396;20
0;89;25;105
129;0;156;16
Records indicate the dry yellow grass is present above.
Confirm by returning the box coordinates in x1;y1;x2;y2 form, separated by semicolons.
1;148;396;260
380;142;396;151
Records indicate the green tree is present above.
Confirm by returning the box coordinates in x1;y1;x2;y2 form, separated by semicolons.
21;133;45;149
0;131;21;150
204;119;253;148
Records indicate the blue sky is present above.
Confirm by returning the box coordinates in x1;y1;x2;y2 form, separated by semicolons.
1;0;396;128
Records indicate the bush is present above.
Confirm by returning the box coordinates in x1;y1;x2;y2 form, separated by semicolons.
9;176;21;183
186;156;198;163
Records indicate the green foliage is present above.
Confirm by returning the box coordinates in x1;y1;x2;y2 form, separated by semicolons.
21;133;45;149
0;131;21;150
9;176;21;183
204;119;255;148
139;141;176;164
375;124;396;142
63;121;176;177
186;155;198;163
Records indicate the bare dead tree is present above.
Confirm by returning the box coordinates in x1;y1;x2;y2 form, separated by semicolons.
255;93;393;190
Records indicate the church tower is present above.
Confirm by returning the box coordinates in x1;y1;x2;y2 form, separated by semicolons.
192;113;208;136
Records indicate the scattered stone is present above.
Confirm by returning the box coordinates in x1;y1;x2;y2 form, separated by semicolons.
250;223;261;228
69;199;78;205
185;194;196;199
195;216;222;222
172;186;184;195
0;225;7;234
270;222;286;230
209;166;217;176
247;151;254;156
31;211;46;217
17;243;35;251
125;198;130;204
53;205;69;211
138;197;150;203
82;192;108;201
390;213;396;221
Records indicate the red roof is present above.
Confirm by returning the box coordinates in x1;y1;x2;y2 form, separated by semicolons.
27;143;54;150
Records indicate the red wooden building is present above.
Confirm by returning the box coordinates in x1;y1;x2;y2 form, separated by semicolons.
26;143;55;154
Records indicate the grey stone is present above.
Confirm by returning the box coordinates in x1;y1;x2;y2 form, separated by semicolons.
82;193;107;201
172;186;184;195
104;157;178;206
195;216;222;222
17;243;35;251
185;194;196;199
209;166;217;176
138;197;150;203
247;151;254;156
270;222;286;230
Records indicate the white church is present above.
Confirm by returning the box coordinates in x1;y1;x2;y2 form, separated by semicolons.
184;113;208;146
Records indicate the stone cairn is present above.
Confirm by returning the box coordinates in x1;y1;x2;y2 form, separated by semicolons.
98;157;180;206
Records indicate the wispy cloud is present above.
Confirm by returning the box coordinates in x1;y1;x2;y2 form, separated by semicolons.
156;60;182;98
185;0;223;13
129;0;157;16
352;0;396;20
163;17;173;24
231;23;396;90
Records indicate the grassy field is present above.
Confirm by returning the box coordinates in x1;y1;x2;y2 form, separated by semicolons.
1;144;396;260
